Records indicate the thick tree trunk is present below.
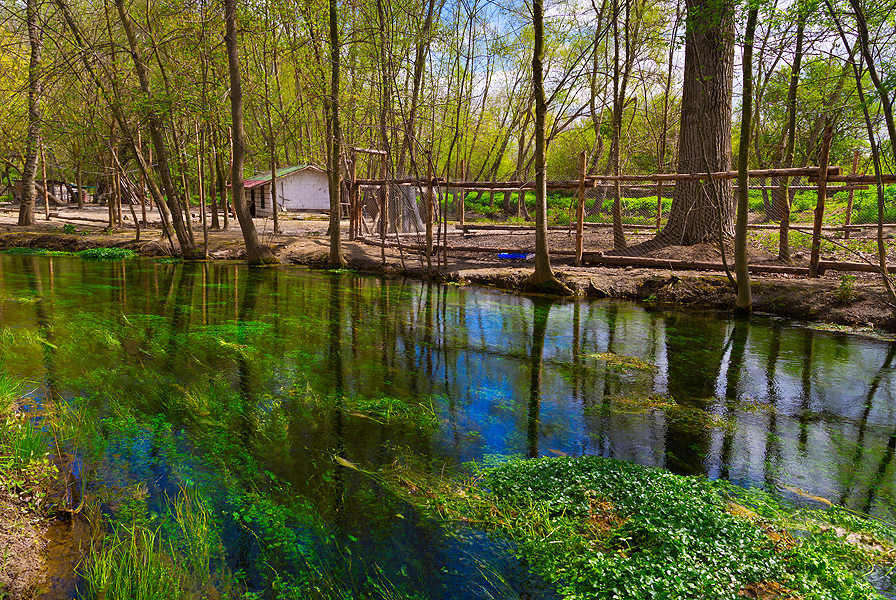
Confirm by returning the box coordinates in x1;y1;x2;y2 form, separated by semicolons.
18;0;43;226
659;0;735;245
224;0;277;264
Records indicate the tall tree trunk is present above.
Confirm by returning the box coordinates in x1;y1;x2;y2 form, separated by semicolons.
826;0;896;310
777;11;804;261
735;4;757;313
262;0;280;235
224;0;277;264
326;0;345;266
655;0;735;246
848;0;896;152
18;0;43;226
527;0;567;293
112;0;196;257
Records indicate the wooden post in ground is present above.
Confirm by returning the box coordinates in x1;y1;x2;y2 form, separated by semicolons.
137;131;146;222
575;150;587;266
655;181;663;230
426;161;434;270
196;124;208;259
354;182;362;239
380;159;387;265
112;168;120;227
117;168;123;227
146;140;154;211
40;142;49;220
809;125;833;277
225;126;233;230
458;159;466;226
844;149;859;239
349;152;357;240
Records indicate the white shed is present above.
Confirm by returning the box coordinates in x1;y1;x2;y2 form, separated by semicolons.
244;165;330;217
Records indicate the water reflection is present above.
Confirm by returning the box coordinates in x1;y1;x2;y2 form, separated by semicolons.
2;254;896;593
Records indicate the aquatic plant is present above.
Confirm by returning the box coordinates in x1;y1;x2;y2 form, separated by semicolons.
591;352;657;371
81;519;188;600
0;247;72;256
0;375;55;509
75;247;138;261
387;455;895;600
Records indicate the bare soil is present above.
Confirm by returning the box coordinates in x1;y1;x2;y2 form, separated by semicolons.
0;493;46;599
2;203;895;332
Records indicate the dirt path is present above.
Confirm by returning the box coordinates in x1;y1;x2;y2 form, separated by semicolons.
2;203;894;332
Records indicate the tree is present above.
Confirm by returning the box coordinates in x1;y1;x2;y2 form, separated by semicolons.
326;0;346;266
735;1;758;313
224;0;278;265
17;0;43;226
649;0;736;247
527;0;569;293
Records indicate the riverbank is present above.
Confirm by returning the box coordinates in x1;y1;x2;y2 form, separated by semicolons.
0;493;46;598
2;204;894;331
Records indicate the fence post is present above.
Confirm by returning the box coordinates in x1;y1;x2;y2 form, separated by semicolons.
575;150;587;266
380;159;387;265
349;153;357;240
809;125;833;277
426;161;434;270
844;148;859;240
655;180;663;231
458;159;466;227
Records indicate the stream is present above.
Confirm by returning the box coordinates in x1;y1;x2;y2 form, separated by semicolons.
1;254;894;598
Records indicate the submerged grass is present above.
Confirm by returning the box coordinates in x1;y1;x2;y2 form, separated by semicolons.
385;455;895;600
82;520;187;600
0;247;136;260
590;352;657;372
1;247;72;256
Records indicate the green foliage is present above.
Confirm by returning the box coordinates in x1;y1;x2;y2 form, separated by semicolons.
0;376;45;471
835;185;896;224
351;396;438;429
81;519;190;600
396;456;894;600
1;247;72;256
0;374;55;512
76;248;138;261
836;274;858;303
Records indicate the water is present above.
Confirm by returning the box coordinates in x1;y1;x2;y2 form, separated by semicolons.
1;254;895;597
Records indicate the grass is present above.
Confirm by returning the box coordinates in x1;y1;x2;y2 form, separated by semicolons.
81;519;188;600
386;455;895;600
0;374;54;508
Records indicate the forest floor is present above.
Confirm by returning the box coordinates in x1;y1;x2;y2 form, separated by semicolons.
2;202;896;332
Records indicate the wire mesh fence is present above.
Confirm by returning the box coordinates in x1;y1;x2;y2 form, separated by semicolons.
348;160;896;283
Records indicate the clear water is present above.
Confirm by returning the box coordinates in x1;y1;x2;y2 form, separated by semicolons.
1;254;894;598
